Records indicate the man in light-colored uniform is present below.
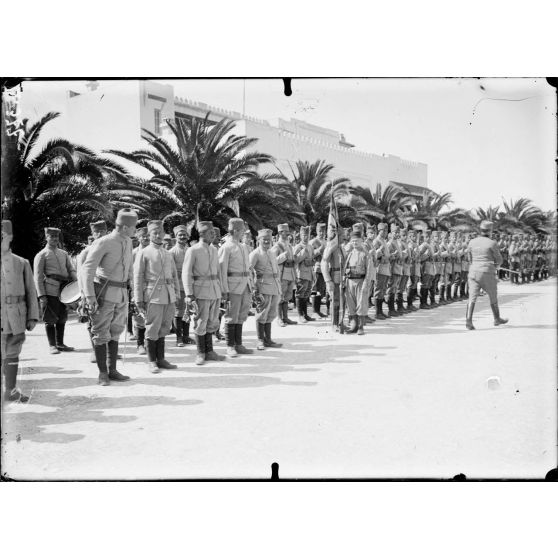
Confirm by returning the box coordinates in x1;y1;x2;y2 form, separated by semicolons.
133;220;180;373
131;226;150;354
271;223;297;327
293;226;315;323
82;209;137;385
309;222;328;319
385;224;402;317
372;223;391;319
465;220;508;330
321;224;346;331
418;229;436;309
219;218;254;357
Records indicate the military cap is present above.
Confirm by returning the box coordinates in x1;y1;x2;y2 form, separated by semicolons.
197;221;214;233
135;226;148;237
147;220;164;232
115;208;138;227
228;218;245;231
316;222;326;230
277;223;289;232
173;225;188;235
258;228;273;238
90;220;107;233
350;230;362;239
377;223;387;231
44;227;61;236
163;233;173;241
390;223;399;231
352;223;364;231
480;220;493;231
300;226;310;235
366;223;376;231
2;220;13;235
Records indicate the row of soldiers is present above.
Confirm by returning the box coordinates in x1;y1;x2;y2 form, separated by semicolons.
1;213;555;400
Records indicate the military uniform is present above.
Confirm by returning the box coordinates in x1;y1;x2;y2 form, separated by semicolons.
397;231;411;312
131;227;149;353
271;223;297;326
372;223;391;319
249;229;283;350
183;221;224;365
293;227;315;322
168;225;193;346
134;220;181;372
82;209;138;384
418;232;435;309
219;218;254;357
1;220;40;402
34;227;77;353
465;221;507;330
343;232;371;334
309;223;328;318
321;233;345;329
406;233;420;310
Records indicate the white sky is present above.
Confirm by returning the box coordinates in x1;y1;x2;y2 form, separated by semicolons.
17;78;556;212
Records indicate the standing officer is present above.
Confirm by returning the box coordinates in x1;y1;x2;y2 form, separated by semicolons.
2;220;40;403
406;230;420;310
169;225;194;347
451;232;463;300
183;221;225;365
385;224;402;317
429;231;441;308
249;229;283;350
293;226;315;323
133;220;181;373
418;230;435;309
465;220;508;330
321;224;346;331
81;209;138;385
77;220;109;363
364;224;377;319
131;226;150;353
34;227;77;354
397;228;411;313
372;223;390;319
271;223;297;327
219;218;254;357
309;222;328;319
509;234;520;285
343;230;371;334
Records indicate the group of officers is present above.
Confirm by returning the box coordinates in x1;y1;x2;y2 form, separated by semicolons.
1;212;556;401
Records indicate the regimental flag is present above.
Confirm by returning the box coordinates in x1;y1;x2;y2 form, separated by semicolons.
327;182;340;251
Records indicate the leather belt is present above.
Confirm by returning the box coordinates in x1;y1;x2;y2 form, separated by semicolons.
258;272;278;278
3;294;26;304
46;273;68;283
347;274;366;279
331;267;341;272
193;275;218;280
227;271;250;277
95;277;128;288
281;261;294;268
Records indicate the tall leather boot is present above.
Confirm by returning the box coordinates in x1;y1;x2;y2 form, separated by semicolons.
419;287;429;309
376;299;388;319
3;358;29;402
452;283;460;300
157;337;177;369
333;307;340;328
325;296;331;317
303;299;315;321
234;323;253;354
429;285;439;308
296;298;307;323
195;335;205;365
491;303;509;326
438;286;446;305
225;323;238;357
357;316;365;335
108;340;129;381
406;288;417;311
146;338;160;373
182;320;195;344
446;284;453;303
257;322;266;350
396;293;409;313
137;327;146;355
284;301;297;325
45;324;59;354
313;295;326;318
465;303;475;330
205;332;226;361
174;317;184;346
94;343;110;385
387;294;399;317
55;323;74;351
264;322;283;348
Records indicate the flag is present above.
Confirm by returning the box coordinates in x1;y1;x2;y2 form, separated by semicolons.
327;182;340;251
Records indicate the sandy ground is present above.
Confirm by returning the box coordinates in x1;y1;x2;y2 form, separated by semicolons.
1;278;556;480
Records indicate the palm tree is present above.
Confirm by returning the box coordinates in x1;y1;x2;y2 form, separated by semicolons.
1;111;132;259
354;183;415;226
498;197;548;233
273;159;365;226
106;113;283;231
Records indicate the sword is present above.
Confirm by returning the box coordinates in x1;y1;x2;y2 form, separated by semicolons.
498;267;520;275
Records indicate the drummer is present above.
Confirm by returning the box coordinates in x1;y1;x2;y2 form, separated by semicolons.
33;227;77;354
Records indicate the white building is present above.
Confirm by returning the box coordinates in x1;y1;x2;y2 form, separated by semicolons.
21;80;431;202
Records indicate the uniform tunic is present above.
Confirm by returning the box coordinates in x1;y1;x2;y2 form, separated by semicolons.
169;243;188;319
386;236;402;298
82;230;134;345
249;246;281;324
467;235;503;303
270;239;296;303
219;237;252;324
344;246;371;316
293;241;314;299
419;241;435;287
33;245;76;324
372;235;390;300
398;238;410;294
310;235;327;296
321;241;344;307
182;241;222;336
1;251;39;361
